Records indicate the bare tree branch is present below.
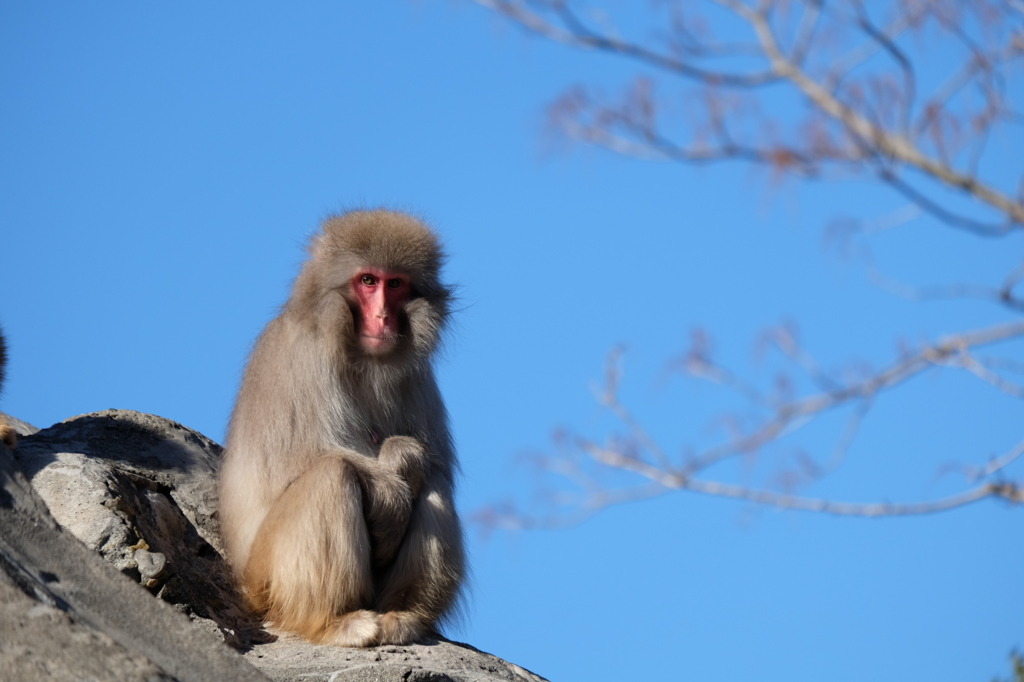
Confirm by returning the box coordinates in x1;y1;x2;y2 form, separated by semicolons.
726;0;1024;226
468;0;1024;529
477;318;1024;528
474;0;1024;229
479;434;1024;530
473;0;781;85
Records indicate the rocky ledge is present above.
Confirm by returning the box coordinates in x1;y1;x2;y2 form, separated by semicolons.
0;409;546;682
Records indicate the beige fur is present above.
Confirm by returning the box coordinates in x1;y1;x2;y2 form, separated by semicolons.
219;210;465;646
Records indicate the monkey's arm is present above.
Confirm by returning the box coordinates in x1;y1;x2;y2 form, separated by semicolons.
341;436;426;568
373;466;465;629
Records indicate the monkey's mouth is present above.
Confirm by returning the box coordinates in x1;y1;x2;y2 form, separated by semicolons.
360;332;402;353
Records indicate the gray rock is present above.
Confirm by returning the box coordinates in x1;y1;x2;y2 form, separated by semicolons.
243;634;549;682
7;409;549;682
13;409;265;649
0;578;173;682
0;438;267;681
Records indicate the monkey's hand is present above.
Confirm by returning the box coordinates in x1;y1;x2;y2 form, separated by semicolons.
363;437;426;568
377;436;425;498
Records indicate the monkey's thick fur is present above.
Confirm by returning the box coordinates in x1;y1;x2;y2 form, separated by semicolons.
218;210;465;647
0;327;16;449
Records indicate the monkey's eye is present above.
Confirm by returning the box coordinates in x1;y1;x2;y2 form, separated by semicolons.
387;278;404;289
360;274;376;286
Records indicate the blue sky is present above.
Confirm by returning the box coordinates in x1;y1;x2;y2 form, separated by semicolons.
1;3;1021;681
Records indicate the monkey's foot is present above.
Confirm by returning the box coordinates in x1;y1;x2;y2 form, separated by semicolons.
0;422;16;449
377;611;427;645
320;610;381;648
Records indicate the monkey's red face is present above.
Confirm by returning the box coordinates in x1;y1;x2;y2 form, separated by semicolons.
351;268;412;355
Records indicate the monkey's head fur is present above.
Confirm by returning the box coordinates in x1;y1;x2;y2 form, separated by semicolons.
288;210;453;370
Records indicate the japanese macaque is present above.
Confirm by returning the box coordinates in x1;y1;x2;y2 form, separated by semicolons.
0;327;16;449
218;210;465;647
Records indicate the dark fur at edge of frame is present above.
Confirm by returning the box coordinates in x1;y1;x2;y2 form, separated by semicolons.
0;326;16;449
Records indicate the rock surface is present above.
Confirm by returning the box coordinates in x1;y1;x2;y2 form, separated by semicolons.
13;409;263;649
2;409;548;682
242;634;548;682
0;435;266;681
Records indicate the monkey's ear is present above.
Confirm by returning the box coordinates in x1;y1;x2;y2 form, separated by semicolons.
406;297;446;358
334;289;357;330
343;291;372;354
